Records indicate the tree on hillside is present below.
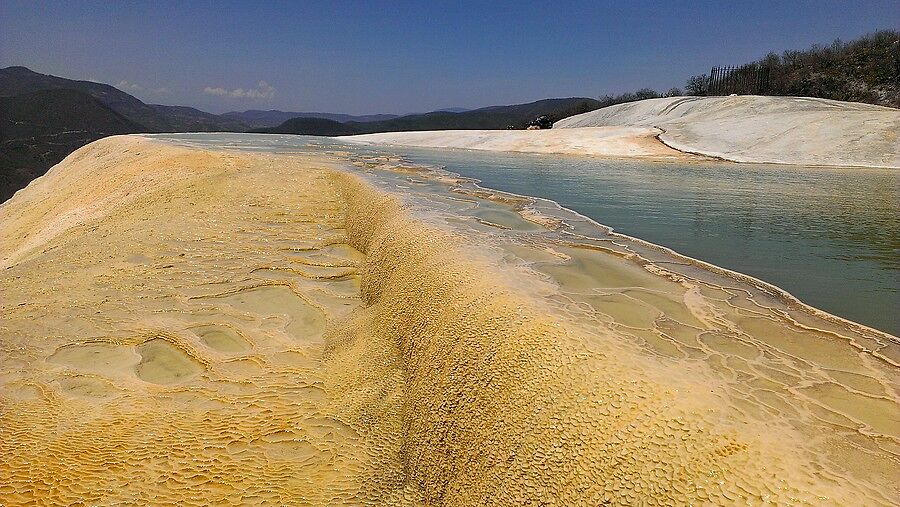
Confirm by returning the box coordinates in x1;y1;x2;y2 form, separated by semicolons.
685;74;708;96
597;89;661;108
634;88;661;100
685;30;899;107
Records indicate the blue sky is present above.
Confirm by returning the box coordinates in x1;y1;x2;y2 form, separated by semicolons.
1;0;897;114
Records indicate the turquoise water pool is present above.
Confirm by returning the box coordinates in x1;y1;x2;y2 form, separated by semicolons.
395;147;899;335
148;134;899;335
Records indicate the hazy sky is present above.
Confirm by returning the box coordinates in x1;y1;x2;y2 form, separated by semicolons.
2;0;897;114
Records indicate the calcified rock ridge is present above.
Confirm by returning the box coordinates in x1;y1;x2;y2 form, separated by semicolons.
342;126;696;160
344;96;900;168
0;136;897;505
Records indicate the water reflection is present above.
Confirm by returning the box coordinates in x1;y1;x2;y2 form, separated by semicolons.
145;134;898;335
393;148;899;335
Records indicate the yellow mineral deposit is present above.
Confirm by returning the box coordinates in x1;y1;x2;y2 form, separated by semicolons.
0;136;897;505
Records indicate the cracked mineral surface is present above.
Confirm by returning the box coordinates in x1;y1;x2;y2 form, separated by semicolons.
0;135;896;505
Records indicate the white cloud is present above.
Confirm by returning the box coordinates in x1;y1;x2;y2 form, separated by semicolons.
203;86;229;96
203;80;275;99
114;80;170;95
116;80;143;92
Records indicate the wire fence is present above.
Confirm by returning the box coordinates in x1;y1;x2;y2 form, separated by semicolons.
706;65;771;95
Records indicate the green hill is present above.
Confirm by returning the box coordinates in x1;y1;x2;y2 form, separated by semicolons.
149;104;248;132
224;109;398;128
261;97;603;135
257;117;362;136
0;66;249;132
347;97;602;132
760;30;899;108
685;30;900;108
0;88;143;201
0;66;171;131
0;66;255;202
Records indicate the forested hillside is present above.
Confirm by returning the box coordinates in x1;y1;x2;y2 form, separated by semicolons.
686;30;899;107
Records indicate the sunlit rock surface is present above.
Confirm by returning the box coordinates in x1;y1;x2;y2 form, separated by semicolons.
342;126;694;160
556;95;900;168
344;96;900;168
0;136;896;505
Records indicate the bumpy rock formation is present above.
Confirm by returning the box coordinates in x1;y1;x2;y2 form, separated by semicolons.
0;136;895;505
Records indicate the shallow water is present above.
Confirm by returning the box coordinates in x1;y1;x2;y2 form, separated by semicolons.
336;152;900;504
2;135;897;504
391;147;900;335
149;133;898;335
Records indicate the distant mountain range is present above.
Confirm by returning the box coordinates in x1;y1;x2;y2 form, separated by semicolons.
257;117;362;136
257;98;601;135
0;87;143;201
0;66;243;132
0;65;601;201
222;109;399;128
220;107;472;128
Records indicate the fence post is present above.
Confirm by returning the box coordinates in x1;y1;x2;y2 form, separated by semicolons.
707;64;771;96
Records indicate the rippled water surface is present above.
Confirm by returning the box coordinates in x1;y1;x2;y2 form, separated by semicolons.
376;147;900;335
149;134;899;335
